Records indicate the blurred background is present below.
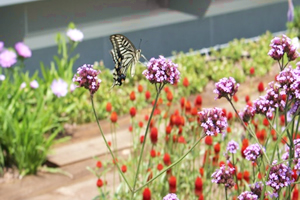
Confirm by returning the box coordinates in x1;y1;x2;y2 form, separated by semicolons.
1;0;299;73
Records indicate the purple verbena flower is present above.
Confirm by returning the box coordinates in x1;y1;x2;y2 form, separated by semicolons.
288;0;294;22
277;66;297;95
266;160;294;198
0;41;4;52
51;78;68;97
289;100;300;115
30;80;39;89
226;140;239;154
243;143;264;163
237;191;258;200
72;64;101;95
142;56;180;85
0;49;17;68
211;164;235;189
198;107;228;136
214;77;239;100
163;193;179;200
250;182;263;198
15;42;32;58
282;139;300;174
268;35;298;61
239;105;255;122
66;28;84;42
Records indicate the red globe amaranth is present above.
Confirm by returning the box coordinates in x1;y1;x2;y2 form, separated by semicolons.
198;193;204;200
257;82;264;93
194;95;202;108
121;165;127;173
214;143;221;154
157;163;163;171
243;171;250;183
164;86;170;93
180;97;185;108
191;107;198;116
138;84;143;93
110;112;118;123
96;178;103;187
237;172;243;181
249;67;255;75
166;125;172;135
163;153;171;166
140;135;144;143
150;149;156;158
129;91;136;101
128;126;133;132
96;161;102;168
150;127;158;144
138;121;143;128
205;136;213;145
183;77;189;87
199;167;204;177
145;90;151;100
263;118;269;127
143;187;151;200
227;127;231;133
178;135;186;144
106;102;112;112
292;186;299;200
129;107;136;117
185;101;192;113
245;95;250;103
167;91;173;102
169;176;177;193
227;112;233;121
195;176;203;196
233;95;238;102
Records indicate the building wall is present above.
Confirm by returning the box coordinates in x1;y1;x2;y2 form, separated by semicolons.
0;0;299;74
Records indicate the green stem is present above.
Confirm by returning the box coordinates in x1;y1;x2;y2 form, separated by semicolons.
134;133;206;193
90;95;132;191
225;187;228;200
131;84;163;199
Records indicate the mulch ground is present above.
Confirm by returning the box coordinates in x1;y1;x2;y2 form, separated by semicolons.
0;69;277;200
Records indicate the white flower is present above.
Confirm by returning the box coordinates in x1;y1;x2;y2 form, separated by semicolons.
0;74;5;81
30;80;39;89
51;78;68;97
66;29;84;42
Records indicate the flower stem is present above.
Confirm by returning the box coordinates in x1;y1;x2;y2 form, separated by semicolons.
134;133;206;193
225;187;228;200
131;87;162;199
90;95;132;191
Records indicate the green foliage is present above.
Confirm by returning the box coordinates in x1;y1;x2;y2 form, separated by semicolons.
287;6;300;37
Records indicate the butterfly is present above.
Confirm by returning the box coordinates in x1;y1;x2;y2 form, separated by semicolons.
110;34;146;88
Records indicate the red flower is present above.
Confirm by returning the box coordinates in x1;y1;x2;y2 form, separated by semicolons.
245;95;250;103
280;115;285;126
198;193;204;200
110;112;118;123
174;115;182;127
219;161;226;167
263;118;269;127
178;135;186;144
129;91;136;101
227;112;233;121
185;101;192;113
195;176;203;196
227;127;231;133
183;77;189;87
257;82;264;93
249;67;255;75
129;107;136;117
292;186;299;200
167;91;173;102
222;108;227;117
106;102;112;112
143;187;151;200
157;163;163;171
191;107;198;116
108;141;111;146
166;125;172;135
164;86;170;93
169;176;177;193
145;90;151;100
237;172;243;180
96;178;103;187
144;115;149;121
138;84;143;93
242;138;249;147
233;95;238;102
150;149;156;158
243;171;250;183
180;97;185;108
128;126;133;132
121;165;127;173
194;95;202;108
205;136;213;145
150;127;158;144
112;158;118;165
163;153;171;166
140;135;144;143
96;161;102;168
214;143;221;154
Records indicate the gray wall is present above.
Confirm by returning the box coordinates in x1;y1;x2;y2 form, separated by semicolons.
1;0;299;75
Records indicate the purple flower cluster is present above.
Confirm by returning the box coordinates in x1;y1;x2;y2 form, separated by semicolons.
142;56;180;85
249;182;263;198
243;143;264;163
163;193;179;200
211;164;235;189
67;28;84;42
239;105;255;123
198;107;228;136
15;42;32;58
277;66;297;95
226;140;239;154
0;49;17;68
214;77;239;100
268;35;298;61
253;82;285;119
266;160;294;198
237;191;258;200
51;79;68;97
72;64;101;95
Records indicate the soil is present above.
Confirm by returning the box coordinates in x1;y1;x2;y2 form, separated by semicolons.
0;69;278;200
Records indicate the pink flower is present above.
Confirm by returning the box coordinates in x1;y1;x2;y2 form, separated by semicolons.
0;41;4;52
30;80;39;89
15;42;32;58
66;29;84;42
0;50;17;68
51;78;68;97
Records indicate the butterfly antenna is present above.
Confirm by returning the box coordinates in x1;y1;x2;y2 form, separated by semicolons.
139;38;142;49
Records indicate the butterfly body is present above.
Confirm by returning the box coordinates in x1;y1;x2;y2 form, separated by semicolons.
110;34;142;88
